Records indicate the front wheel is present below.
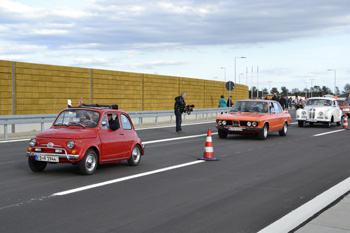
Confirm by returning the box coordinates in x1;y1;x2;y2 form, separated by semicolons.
279;122;288;136
298;121;304;127
128;145;141;166
218;130;228;139
325;121;331;128
28;158;47;172
258;124;268;140
79;149;98;175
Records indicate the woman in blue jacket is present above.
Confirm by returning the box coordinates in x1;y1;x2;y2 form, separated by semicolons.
219;95;227;114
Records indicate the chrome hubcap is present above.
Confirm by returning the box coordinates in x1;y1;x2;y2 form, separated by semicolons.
86;154;96;172
264;126;267;137
132;147;141;163
284;124;287;133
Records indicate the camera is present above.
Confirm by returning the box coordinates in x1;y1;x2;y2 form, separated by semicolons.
184;105;195;115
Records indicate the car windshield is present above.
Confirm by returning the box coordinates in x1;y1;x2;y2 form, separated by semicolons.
54;109;101;128
230;101;269;113
306;99;331;106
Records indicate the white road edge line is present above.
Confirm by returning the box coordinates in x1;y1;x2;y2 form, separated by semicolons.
144;132;218;144
258;176;350;233
0;138;30;144
52;160;205;196
313;129;345;137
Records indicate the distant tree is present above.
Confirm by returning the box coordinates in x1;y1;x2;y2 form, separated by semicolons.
342;83;350;94
321;86;332;95
335;87;340;95
270;87;279;95
291;88;300;97
280;86;289;97
262;88;268;95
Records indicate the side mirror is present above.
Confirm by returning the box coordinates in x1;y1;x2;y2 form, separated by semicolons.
101;121;107;126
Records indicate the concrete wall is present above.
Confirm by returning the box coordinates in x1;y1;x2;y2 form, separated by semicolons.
0;60;249;115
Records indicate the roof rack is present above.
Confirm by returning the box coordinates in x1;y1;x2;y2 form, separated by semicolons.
80;104;119;109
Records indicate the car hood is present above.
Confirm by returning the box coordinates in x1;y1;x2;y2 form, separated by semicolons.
36;128;97;139
217;112;268;121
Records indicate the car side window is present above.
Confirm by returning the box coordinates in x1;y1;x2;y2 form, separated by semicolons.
273;102;282;113
270;103;275;114
121;114;132;130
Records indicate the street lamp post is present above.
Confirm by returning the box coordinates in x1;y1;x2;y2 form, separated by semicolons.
304;81;308;99
268;81;272;94
234;57;246;83
309;78;314;97
220;67;226;83
327;69;336;94
239;73;244;84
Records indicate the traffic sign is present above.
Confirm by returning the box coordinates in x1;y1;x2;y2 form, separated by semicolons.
225;81;235;91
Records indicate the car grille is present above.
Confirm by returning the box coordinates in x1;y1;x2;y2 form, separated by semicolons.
240;121;248;127
225;120;239;127
309;109;316;119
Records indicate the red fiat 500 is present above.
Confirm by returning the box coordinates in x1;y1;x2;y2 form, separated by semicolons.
26;104;144;175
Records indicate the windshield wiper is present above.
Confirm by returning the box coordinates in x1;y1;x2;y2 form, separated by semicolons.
68;122;86;128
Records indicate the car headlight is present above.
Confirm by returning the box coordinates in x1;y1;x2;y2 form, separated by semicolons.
302;111;306;115
218;120;222;125
252;122;258;127
222;120;227;126
29;138;36;147
67;141;75;149
318;112;323;116
247;122;252;126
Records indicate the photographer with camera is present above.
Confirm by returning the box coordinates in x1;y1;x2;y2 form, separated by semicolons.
174;92;188;134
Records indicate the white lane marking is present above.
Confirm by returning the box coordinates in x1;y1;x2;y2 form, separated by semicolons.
0;138;30;144
258;176;350;233
52;160;205;196
313;129;345;137
144;132;218;145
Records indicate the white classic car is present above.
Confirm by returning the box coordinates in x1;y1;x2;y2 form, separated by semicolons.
296;97;343;127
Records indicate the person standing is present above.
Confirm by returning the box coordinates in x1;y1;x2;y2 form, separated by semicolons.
219;95;227;114
279;95;288;110
174;92;187;134
346;93;350;105
226;96;233;107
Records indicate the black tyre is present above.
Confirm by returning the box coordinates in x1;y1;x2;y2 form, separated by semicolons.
128;145;141;166
79;149;98;175
309;122;314;126
28;158;47;172
218;130;228;139
325;121;331;128
258;124;268;140
298;121;304;127
279;122;288;136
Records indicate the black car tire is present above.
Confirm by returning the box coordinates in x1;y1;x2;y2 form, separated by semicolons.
218;130;228;139
298;121;304;127
28;158;47;172
258;124;268;140
128;145;141;166
79;149;98;175
279;122;288;136
325;121;332;128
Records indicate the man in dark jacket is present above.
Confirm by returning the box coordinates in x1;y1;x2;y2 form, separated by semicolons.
279;96;288;110
174;92;187;134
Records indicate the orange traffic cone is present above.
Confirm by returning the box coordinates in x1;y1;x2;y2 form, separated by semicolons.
198;128;219;161
343;115;349;130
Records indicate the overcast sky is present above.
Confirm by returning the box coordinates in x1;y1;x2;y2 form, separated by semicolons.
1;0;349;93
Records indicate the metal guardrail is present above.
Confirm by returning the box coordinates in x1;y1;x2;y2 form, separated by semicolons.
0;108;230;139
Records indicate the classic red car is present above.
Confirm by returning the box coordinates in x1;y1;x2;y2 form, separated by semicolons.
26;104;144;175
216;99;291;140
337;99;350;117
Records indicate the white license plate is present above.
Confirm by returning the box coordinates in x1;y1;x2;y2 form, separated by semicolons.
228;127;243;131
35;155;59;162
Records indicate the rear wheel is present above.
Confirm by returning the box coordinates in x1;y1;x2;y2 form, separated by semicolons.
218;130;228;139
79;149;98;175
279;122;288;136
258;124;268;140
128;145;141;166
298;121;304;127
28;158;47;172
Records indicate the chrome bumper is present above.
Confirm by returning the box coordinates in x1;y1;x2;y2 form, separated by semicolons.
26;146;80;162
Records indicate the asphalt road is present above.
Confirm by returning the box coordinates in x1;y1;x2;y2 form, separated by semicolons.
1;112;350;233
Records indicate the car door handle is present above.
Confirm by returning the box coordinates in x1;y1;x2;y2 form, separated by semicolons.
120;133;125;135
